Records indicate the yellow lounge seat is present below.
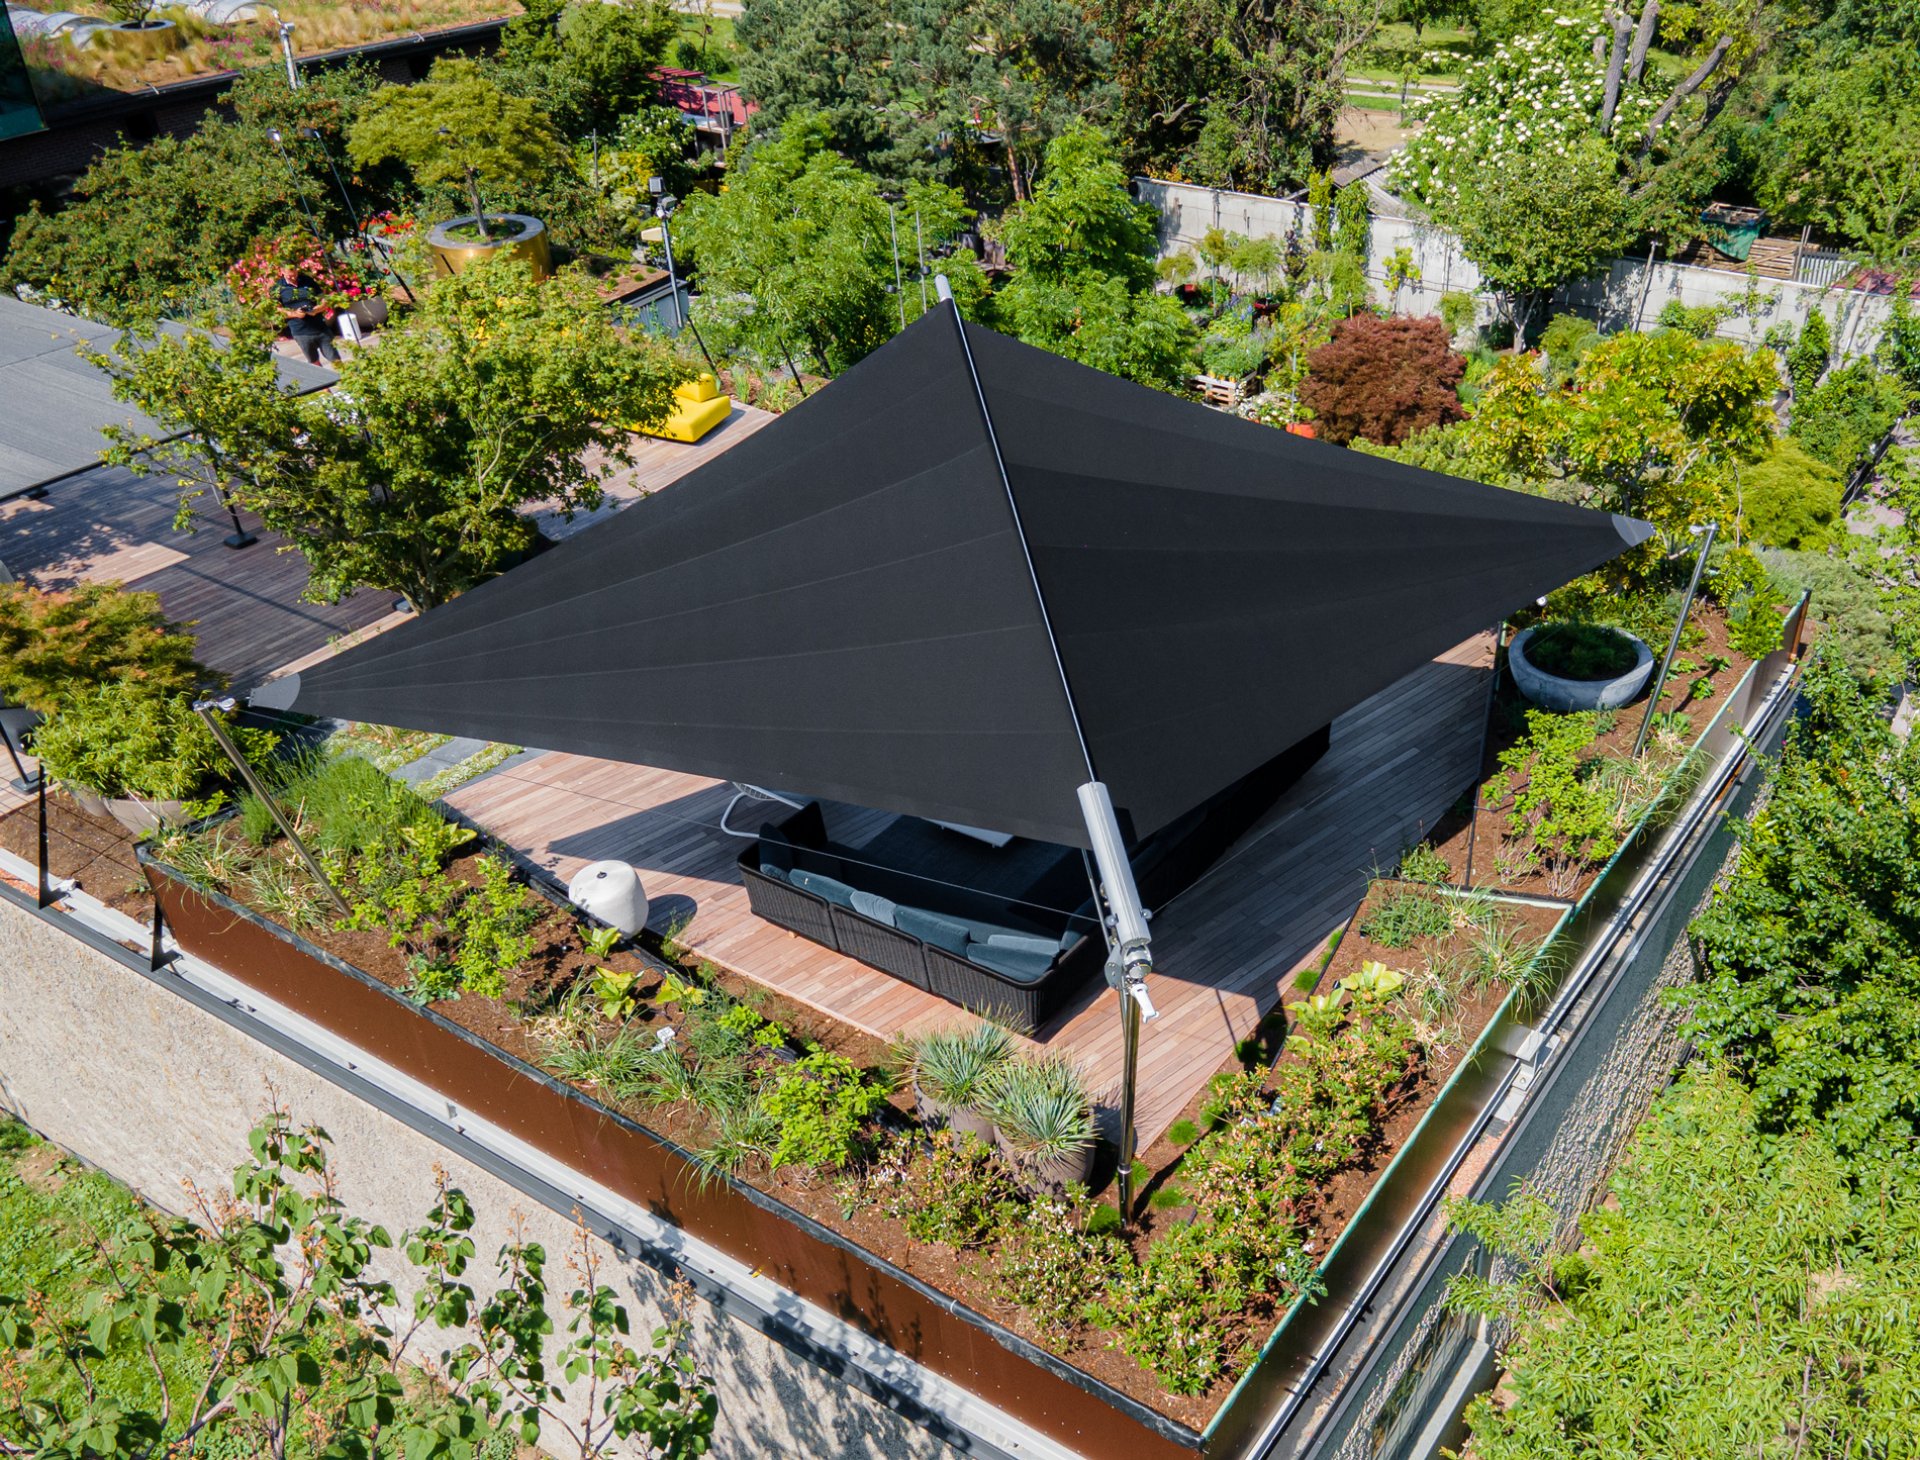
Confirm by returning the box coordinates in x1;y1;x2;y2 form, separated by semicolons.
642;373;732;443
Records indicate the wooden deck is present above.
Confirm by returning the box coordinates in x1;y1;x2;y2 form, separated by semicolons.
0;462;393;688
448;634;1495;1144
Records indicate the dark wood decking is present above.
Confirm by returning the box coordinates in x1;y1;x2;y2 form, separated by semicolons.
449;634;1495;1143
0;462;393;689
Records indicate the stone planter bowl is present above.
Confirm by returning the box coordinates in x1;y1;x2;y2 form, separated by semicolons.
427;214;552;282
911;1081;996;1142
1509;624;1654;713
993;1125;1096;1197
66;784;111;820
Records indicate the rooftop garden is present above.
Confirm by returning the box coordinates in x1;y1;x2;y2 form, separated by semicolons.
0;543;1795;1430
16;0;524;108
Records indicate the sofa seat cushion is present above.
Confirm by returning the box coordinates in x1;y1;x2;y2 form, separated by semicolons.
790;869;857;907
850;890;898;926
983;931;1060;959
757;862;788;882
896;905;971;956
964;943;1055;984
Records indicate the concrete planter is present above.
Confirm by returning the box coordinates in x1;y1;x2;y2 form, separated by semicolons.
426;214;552;282
66;784;110;820
1509;624;1654;713
347;295;390;331
911;1081;996;1142
106;796;190;836
993;1125;1096;1198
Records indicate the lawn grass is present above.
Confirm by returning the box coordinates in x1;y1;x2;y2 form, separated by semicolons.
674;12;739;81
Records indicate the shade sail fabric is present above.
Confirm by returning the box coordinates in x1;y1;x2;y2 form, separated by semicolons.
262;302;1652;849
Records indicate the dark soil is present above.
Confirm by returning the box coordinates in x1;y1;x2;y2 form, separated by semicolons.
0;793;153;921
1424;604;1754;903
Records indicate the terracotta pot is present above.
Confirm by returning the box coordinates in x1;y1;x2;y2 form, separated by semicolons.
993;1125;1095;1197
107;797;190;836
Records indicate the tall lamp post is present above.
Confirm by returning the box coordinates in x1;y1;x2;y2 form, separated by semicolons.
880;191;906;330
266;7;300;88
266;129;325;242
649;177;684;333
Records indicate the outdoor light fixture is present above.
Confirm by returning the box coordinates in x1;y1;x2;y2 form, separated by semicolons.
650;181;685;333
880;190;906;330
266;7;299;89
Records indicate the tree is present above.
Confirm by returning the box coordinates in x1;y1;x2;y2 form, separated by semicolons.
1739;436;1841;549
93;260;686;611
0;583;204;714
1299;315;1466;445
0;1107;718;1457
734;0;899;170
677;115;986;374
1455;140;1632;348
493;0;681;138
1786;305;1831;397
1448;1070;1920;1460
0;60;389;324
1459;327;1777;536
348;59;568;215
991;124;1198;390
888;0;1116;199
1758;47;1920;258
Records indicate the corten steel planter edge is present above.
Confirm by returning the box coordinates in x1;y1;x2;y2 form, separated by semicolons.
137;851;1207;1460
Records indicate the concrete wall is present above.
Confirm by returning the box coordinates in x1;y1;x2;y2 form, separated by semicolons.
0;894;962;1460
1136;176;1896;359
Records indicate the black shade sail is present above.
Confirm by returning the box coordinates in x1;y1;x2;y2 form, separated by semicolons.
261;302;1652;849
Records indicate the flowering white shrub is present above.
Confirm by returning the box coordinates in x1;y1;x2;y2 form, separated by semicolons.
1388;9;1663;222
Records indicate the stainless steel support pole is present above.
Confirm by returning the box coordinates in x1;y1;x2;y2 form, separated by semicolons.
194;701;349;917
889;204;906;331
1634;521;1717;758
1117;979;1142;1216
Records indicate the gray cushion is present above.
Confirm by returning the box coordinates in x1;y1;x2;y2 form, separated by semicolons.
984;931;1059;960
850;890;897;926
963;918;1029;945
895;905;971;956
756;862;787;882
964;943;1054;985
790;869;856;907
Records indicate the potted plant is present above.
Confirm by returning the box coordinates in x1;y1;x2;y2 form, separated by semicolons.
426;214;552;281
102;0;177;47
986;1053;1096;1196
897;1022;1010;1141
30;684;277;835
1509;621;1654;713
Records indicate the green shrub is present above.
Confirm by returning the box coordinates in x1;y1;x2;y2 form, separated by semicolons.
1438;290;1477;343
1359;883;1454;948
1710;546;1787;658
1741;437;1843;549
881;1131;1016;1248
31;685;275;803
760;1051;891;1172
1540;313;1598;384
0;582;204;715
1682;662;1920;1166
1787;306;1830;398
983;1054;1094;1166
1489;711;1624;881
898;1022;1014;1113
1790;359;1906;472
990;1192;1116;1341
1656;300;1728;340
1757;548;1900;683
1522;622;1638;681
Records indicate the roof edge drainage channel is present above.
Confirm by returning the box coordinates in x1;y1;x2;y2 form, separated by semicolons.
0;859;1092;1460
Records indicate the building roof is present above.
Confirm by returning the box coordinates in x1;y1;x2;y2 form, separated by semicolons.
0;295;334;499
262;303;1650;850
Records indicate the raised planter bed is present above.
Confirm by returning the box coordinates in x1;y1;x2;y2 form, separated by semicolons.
138;848;1206;1460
